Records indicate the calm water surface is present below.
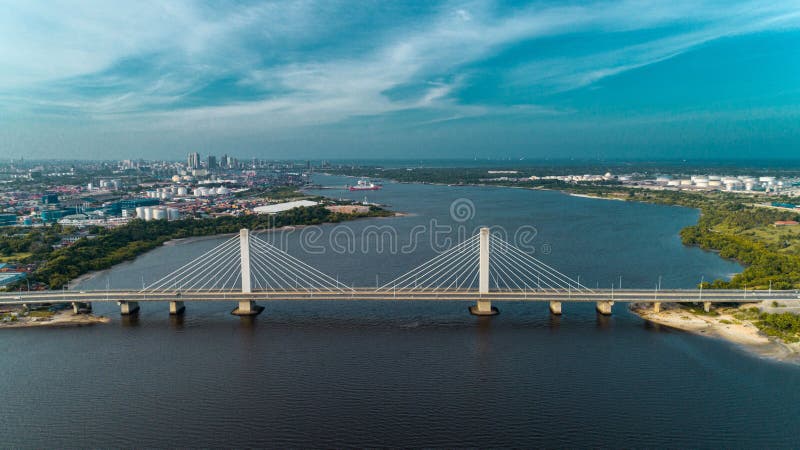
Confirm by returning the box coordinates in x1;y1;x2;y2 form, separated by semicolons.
2;175;799;447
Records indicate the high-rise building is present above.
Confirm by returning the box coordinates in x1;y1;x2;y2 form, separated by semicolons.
207;155;217;170
187;152;200;169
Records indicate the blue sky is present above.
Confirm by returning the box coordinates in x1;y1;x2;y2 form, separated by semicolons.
0;0;799;160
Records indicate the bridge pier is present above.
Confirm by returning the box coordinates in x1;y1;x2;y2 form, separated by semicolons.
703;301;712;313
596;301;614;315
469;299;498;316
232;300;264;316
119;301;140;315
169;301;185;315
71;302;92;314
549;301;562;315
653;302;661;313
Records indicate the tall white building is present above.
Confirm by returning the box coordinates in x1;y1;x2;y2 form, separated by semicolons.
187;152;200;169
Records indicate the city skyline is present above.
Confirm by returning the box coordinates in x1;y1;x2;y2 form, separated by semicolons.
0;0;799;160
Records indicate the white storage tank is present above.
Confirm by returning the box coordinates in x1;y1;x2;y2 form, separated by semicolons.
135;206;146;218
177;186;188;196
167;208;180;221
708;180;722;187
667;180;681;186
216;187;230;195
143;207;153;221
152;208;167;220
679;179;692;186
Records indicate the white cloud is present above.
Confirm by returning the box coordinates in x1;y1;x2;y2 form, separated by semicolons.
1;0;799;134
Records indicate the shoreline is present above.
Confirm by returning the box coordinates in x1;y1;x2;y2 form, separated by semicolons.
567;192;626;201
70;211;406;288
630;302;800;363
0;308;111;329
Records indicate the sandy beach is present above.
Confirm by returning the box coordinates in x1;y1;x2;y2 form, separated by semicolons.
568;193;627;201
630;302;800;362
0;308;111;329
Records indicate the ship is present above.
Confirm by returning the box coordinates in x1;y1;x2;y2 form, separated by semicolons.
348;179;381;191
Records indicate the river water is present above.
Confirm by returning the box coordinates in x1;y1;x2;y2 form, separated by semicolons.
2;175;799;447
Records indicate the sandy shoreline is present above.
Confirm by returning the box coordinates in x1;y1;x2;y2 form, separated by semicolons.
568;193;626;201
0;308;111;329
630;302;800;363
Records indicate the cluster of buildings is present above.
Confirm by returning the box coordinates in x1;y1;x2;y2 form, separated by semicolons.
0;157;323;229
480;169;800;196
645;175;793;193
530;172;623;183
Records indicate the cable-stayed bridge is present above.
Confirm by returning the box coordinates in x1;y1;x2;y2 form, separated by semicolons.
0;228;795;317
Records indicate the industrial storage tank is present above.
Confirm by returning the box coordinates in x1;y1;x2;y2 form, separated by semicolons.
152;208;167;220
143;208;153;221
679;179;692;186
135;206;146;218
708;180;722;187
177;186;188;196
667;180;681;186
216;187;230;195
167;208;180;221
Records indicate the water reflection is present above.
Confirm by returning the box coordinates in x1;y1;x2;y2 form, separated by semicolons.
549;313;561;331
120;314;140;327
169;314;185;329
643;320;665;333
595;313;611;330
474;314;492;358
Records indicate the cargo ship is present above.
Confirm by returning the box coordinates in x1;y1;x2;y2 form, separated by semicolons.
348;179;381;191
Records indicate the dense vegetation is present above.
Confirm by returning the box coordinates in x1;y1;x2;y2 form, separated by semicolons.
735;307;800;342
0;226;64;259
4;205;388;290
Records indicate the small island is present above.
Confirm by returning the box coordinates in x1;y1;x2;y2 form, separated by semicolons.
1;306;110;328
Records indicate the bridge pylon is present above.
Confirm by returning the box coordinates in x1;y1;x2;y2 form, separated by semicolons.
469;227;499;316
232;228;264;316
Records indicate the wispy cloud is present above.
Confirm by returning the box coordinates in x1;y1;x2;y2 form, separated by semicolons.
1;0;799;134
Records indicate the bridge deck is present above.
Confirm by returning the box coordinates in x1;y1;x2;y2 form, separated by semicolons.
0;288;795;305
